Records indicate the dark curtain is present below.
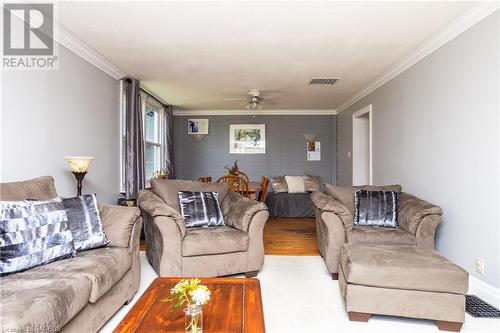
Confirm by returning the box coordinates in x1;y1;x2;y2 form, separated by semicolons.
124;78;145;198
163;104;175;178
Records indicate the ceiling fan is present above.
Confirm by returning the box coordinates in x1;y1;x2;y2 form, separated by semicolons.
223;90;279;116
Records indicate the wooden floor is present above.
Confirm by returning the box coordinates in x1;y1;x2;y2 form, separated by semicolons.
139;217;319;256
263;218;319;256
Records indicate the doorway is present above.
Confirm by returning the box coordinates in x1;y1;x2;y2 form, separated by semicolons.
352;104;372;185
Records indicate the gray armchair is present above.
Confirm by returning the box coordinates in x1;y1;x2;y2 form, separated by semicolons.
137;179;269;277
311;184;443;279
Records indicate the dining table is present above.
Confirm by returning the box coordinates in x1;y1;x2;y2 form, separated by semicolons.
247;181;262;200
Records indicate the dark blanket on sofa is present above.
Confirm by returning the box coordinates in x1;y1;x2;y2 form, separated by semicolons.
265;192;315;218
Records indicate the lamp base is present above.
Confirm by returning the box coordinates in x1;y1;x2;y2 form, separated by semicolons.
72;171;87;197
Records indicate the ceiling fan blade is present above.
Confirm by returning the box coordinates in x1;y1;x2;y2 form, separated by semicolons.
223;98;247;101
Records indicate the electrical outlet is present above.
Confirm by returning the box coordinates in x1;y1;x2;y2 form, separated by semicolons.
475;257;485;275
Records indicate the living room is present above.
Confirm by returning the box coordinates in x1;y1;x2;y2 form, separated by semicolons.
1;1;499;332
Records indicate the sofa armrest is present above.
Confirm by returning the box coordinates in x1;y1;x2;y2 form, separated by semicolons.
99;204;141;248
223;191;268;232
137;189;186;238
398;192;443;235
310;191;353;229
415;214;441;249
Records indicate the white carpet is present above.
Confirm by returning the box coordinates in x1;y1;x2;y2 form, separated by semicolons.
100;252;500;333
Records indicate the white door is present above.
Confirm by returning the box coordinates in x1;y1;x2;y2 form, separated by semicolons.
352;105;372;185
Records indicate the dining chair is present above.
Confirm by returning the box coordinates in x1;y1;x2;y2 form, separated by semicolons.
217;175;249;197
236;171;249;183
258;176;269;203
198;176;212;183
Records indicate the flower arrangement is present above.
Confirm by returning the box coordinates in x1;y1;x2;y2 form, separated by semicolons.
152;168;170;179
224;160;239;175
163;279;211;333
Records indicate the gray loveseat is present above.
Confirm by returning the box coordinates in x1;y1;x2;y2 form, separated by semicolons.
138;179;269;277
311;184;443;279
0;176;142;333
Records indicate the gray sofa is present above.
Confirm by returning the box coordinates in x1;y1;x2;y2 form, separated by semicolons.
138;179;269;277
0;176;143;333
311;184;443;279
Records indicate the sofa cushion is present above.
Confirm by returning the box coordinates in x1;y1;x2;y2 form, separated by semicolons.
151;179;229;212
339;244;468;294
323;184;361;215
32;247;131;303
346;226;416;246
182;226;249;257
0;270;92;332
0;176;58;201
324;184;402;215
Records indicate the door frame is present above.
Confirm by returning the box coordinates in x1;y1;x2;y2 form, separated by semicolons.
352;104;373;185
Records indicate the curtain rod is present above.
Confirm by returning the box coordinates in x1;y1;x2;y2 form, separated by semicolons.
140;86;170;107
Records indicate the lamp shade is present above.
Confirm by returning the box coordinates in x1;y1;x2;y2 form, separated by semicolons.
64;156;95;173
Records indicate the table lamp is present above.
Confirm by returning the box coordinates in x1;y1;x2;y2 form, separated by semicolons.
64;156;95;196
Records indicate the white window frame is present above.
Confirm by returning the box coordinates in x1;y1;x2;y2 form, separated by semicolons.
143;99;164;185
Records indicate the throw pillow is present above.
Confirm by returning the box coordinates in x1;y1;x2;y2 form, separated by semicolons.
269;176;288;193
62;194;109;251
354;190;399;228
304;175;320;192
0;198;76;276
178;191;225;228
285;176;306;193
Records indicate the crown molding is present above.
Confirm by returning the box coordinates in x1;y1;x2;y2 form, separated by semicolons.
54;25;127;80
172;109;338;116
336;2;500;113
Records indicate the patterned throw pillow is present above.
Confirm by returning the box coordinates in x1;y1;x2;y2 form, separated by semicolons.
0;198;76;276
285;176;306;193
354;190;399;228
304;175;320;192
269;176;288;193
62;194;109;251
178;191;225;228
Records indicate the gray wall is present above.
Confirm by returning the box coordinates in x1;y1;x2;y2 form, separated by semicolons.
338;11;500;288
1;45;120;203
174;115;337;185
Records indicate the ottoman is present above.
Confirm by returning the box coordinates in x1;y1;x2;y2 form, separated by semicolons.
339;244;469;332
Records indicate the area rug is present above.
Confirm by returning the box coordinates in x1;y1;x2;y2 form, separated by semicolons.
100;253;500;333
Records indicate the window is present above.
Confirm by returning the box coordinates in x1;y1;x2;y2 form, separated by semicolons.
120;86;165;192
143;102;163;182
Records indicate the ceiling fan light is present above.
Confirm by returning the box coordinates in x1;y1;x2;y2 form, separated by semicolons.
246;101;262;110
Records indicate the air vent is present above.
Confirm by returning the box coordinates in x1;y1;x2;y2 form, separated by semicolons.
309;78;339;85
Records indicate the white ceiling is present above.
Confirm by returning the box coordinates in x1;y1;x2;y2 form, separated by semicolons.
58;1;476;110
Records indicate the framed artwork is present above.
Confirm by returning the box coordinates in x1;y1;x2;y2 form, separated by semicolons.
229;124;266;154
188;119;209;135
307;141;321;161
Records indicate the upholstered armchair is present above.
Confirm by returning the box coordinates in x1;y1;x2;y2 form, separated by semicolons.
137;179;269;278
311;184;443;279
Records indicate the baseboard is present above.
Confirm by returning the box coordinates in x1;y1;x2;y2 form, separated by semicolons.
469;276;500;308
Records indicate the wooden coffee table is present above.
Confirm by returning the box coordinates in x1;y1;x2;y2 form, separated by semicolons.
114;277;265;333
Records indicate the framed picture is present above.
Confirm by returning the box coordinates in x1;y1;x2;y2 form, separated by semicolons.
229;124;266;154
188;119;209;135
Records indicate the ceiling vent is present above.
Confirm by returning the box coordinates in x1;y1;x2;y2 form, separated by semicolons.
309;78;339;85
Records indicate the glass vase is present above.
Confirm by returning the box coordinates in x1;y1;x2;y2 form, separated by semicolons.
184;304;203;333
